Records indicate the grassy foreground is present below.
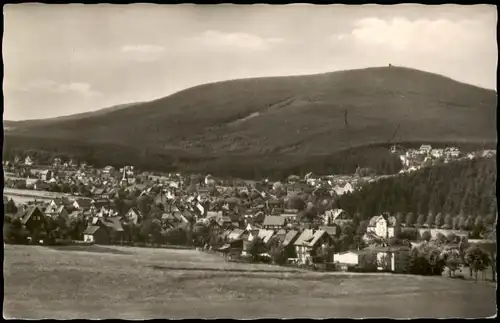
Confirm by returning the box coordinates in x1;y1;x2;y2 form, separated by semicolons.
3;244;497;319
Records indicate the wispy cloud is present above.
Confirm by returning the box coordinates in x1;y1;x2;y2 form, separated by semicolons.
19;80;102;98
193;30;285;51
348;17;493;54
121;44;166;54
120;44;167;62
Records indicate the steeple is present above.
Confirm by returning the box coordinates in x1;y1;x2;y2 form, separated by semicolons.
120;167;128;187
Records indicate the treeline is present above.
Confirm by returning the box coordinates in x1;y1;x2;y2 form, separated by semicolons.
338;157;497;225
4;136;402;180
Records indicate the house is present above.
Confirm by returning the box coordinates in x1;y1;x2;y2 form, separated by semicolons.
293;229;334;265
125;207;143;225
91;187;106;197
83;226;109;244
228;229;246;241
73;198;92;211
334;250;377;272
332;182;354;196
24;156;34;166
45;205;69;219
319;225;340;238
50;197;72;209
90;199;111;213
446;147;460;158
217;215;233;228
430;149;444;159
419;145;432;155
324;209;352;226
14;206;47;237
482;150;496;158
243;229;274;256
97;216;125;243
280;230;300;259
40;169;52;181
367;214;398;239
368;246;412;273
262;216;287;230
34;180;51;191
102;166;115;175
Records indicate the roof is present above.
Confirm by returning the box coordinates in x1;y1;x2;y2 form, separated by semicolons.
15;206;44;225
74;198;92;208
368;214;397;227
294;229;329;247
83;225;101;235
258;229;275;244
282;230;300;247
294;229;314;246
100;217;124;232
262;216;286;227
228;229;245;241
320;225;338;237
367;246;411;253
69;211;83;219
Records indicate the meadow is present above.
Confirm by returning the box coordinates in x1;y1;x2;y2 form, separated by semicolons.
3;244;497;319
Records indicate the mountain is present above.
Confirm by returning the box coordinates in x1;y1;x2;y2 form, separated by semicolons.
4;66;497;177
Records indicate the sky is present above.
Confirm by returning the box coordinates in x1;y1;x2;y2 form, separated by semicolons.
3;4;498;121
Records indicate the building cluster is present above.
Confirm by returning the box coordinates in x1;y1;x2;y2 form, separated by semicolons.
4;153;494;274
390;144;496;174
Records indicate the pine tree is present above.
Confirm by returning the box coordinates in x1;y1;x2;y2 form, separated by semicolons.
425;213;435;228
405;212;415;227
416;213;426;227
434;213;444;228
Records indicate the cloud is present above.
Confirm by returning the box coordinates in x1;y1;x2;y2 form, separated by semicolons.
19;80;102;98
121;44;166;54
193;30;285;51
348;17;495;55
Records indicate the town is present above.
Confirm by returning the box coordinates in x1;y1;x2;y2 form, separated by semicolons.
3;144;497;279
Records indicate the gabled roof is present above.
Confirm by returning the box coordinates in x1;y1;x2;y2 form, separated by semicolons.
320;225;338;237
294;229;330;247
69;211;83;219
15;206;45;225
257;229;275;244
100;217;124;232
262;215;286;227
368;214;397;227
282;230;300;247
228;229;245;241
83;225;101;235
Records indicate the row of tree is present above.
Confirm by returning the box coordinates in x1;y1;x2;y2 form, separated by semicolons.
338;157;497;224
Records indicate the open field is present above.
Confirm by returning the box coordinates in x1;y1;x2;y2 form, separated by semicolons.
3;244;497;319
3;188;81;205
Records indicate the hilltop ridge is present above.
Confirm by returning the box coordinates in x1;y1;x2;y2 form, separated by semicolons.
4;66;497;177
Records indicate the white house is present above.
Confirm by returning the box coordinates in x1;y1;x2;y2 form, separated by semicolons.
24;156;34;166
367;214;397;239
445;147;460;158
332;182;354;196
419;145;432;155
371;246;411;273
482;150;496;158
102;166;114;175
430;149;444;159
334;250;377;271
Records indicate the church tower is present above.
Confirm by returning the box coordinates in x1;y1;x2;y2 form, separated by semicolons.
120;167;128;187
